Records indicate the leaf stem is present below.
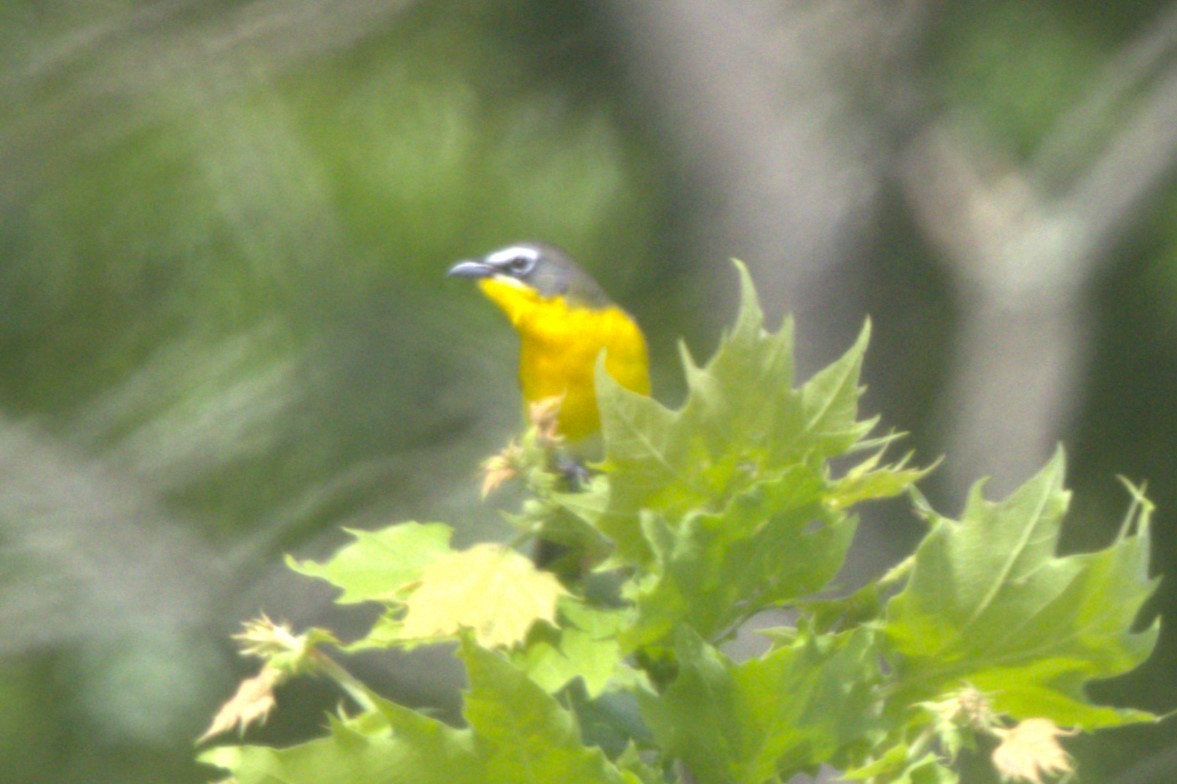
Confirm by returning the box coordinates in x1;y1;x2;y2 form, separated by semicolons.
309;649;379;714
878;554;914;589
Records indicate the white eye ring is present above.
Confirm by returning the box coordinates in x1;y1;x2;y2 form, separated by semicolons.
506;255;534;274
487;245;539;276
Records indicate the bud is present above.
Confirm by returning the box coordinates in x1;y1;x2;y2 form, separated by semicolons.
527;395;565;447
234;614;303;660
480;441;523;497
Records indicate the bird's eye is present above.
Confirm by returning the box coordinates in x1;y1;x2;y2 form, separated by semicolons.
507;255;534;275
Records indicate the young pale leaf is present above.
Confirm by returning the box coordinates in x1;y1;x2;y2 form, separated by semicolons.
287;522;453;604
400;544;566;649
638;627;881;784
461;640;638;784
624;466;855;648
991;718;1074;784
884;450;1159;729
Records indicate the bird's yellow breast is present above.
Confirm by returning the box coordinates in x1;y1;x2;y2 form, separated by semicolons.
478;277;650;442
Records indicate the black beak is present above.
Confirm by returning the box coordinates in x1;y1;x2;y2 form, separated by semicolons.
447;260;496;279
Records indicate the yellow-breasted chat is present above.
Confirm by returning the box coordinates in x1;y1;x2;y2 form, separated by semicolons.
448;242;650;445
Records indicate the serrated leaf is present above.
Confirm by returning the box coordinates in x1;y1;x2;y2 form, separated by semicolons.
797;581;885;633
566;690;652;762
797;321;875;460
202;642;642;784
199;698;482;784
591;375;701;560
400;544;567;649
675;263;799;465
638;627;882;784
288;522;453;604
624;466;855;648
511;600;636;697
461;640;637;784
829;448;931;510
884;450;1160;729
586;260;884;569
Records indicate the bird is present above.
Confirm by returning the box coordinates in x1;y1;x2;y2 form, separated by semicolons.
447;241;650;447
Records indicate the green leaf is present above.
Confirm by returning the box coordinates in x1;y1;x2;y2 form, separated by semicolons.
624;466;856;648
637;627;882;784
828;448;932;511
199;700;482;784
588;374;698;561
884;449;1160;729
554;261;923;650
675;264;800;467
893;754;960;784
203;640;644;784
796;320;875;460
844;748;959;783
288;522;453;604
460;640;637;784
511;601;636;697
583;261;887;573
796;581;885;633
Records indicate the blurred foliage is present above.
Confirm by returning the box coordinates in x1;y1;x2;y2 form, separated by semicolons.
0;2;669;783
934;4;1106;165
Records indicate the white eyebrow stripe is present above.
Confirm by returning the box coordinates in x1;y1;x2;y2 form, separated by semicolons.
486;246;540;265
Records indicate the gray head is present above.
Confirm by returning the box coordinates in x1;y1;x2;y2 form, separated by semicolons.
447;242;610;307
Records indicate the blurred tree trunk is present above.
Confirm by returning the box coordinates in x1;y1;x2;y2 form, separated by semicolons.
901;4;1177;495
606;0;927;372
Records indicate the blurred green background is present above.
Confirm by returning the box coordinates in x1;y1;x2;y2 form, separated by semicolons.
3;2;1177;782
